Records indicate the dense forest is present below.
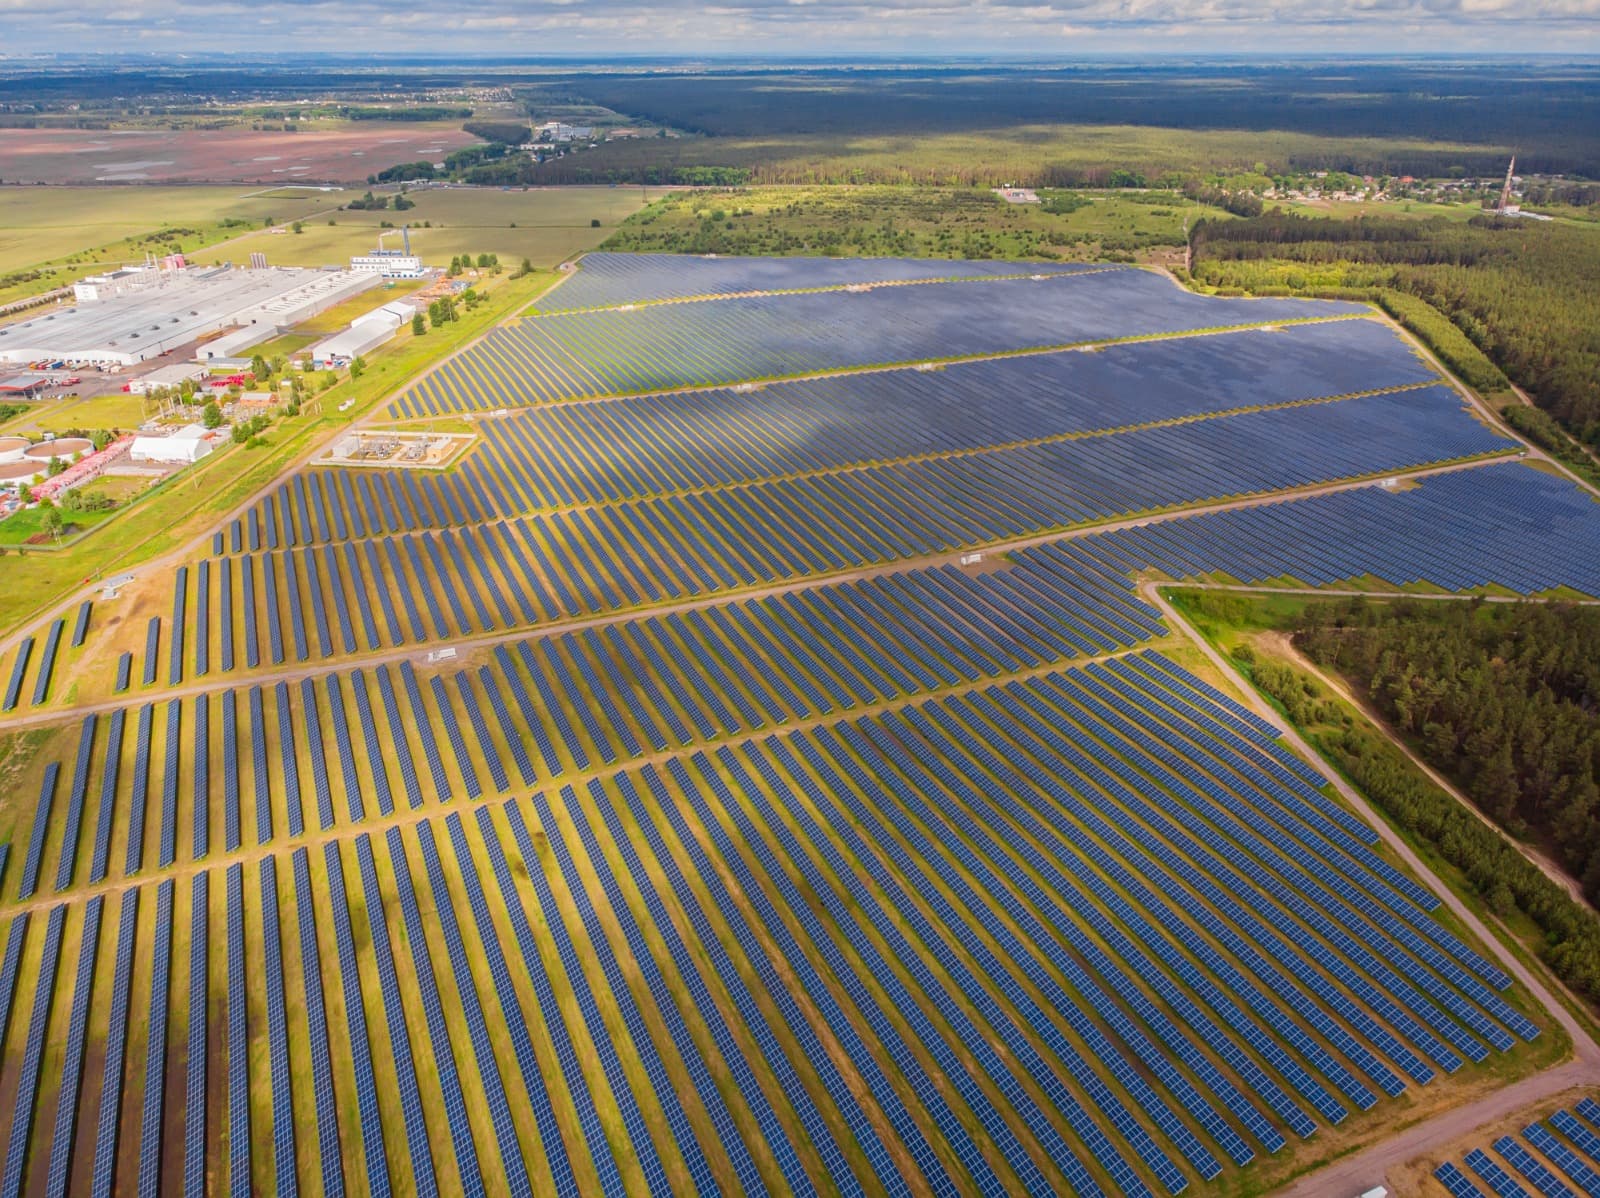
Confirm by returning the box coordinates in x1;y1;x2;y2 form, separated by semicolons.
1191;214;1600;452
1297;600;1600;901
557;65;1600;177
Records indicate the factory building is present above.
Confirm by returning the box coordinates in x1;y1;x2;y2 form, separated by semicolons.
0;265;380;369
350;226;427;280
129;425;215;465
309;300;419;368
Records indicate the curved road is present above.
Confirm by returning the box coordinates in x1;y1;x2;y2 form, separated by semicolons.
1146;584;1600;1197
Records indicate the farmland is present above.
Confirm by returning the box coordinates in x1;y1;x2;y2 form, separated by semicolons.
0;185;650;310
0;250;1597;1198
0;122;477;185
214;187;653;274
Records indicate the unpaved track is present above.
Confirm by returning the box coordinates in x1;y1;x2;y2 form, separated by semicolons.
1146;583;1600;1196
1263;629;1590;907
0;453;1521;735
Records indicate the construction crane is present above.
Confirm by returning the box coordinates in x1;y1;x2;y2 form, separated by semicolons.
1496;155;1519;215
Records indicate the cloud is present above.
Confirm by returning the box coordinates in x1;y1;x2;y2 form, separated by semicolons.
0;0;1596;52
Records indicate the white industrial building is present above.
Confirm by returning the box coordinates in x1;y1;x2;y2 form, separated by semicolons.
309;300;419;368
129;425;215;465
127;363;210;394
0;265;381;369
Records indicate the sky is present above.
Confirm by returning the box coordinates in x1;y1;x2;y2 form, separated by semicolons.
0;0;1596;55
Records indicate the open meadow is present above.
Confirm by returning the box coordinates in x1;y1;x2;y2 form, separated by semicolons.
0;249;1596;1197
215;186;652;271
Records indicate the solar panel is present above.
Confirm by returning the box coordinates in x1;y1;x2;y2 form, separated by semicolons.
91;889;141;1196
1;905;67;1198
44;896;104;1198
226;863;251;1198
292;844;345;1196
184;873;209;1198
136;879;176;1198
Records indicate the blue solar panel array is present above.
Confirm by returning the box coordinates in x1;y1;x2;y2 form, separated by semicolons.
292;844;345;1190
169;565;187;685
1438;1108;1600;1198
43;895;102;1198
475;319;1438;509
142;615;160;686
89;888;139;1198
259;857;299;1197
30;617;63;706
477;808;625;1195
88;709;125;885
184;872;209;1198
399;267;1364;413
136;879;175;1198
14;253;1600;1198
226;862;251;1198
353;834;437;1197
384;831;483;1196
320;842;390;1198
17;761;59;900
535;250;1104;310
1;905;65;1198
0;636;30;711
70;599;92;648
223;389;1511;644
1099;461;1600;598
410;821;525;1196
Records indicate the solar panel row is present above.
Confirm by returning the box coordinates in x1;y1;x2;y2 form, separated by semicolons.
399;268;1362;413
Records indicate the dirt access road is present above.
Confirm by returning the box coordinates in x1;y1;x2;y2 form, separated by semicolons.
1147;584;1600;1197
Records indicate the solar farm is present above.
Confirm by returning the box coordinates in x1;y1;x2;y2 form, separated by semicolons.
0;251;1597;1197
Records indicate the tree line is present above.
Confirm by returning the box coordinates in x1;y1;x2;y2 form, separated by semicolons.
1217;594;1600;1007
1297;599;1600;902
1191;214;1600;453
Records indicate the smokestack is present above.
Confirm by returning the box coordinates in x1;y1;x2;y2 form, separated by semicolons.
402;225;411;256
